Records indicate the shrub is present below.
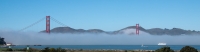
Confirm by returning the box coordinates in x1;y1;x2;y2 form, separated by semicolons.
79;49;83;51
6;48;13;51
155;46;174;52
41;47;50;52
124;50;128;52
180;46;198;52
40;47;66;52
49;48;56;52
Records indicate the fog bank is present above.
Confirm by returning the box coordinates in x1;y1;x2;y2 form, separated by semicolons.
0;30;200;45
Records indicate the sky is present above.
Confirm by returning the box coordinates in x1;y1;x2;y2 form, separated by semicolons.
0;0;200;32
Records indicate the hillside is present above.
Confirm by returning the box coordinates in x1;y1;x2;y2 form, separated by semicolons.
40;26;200;35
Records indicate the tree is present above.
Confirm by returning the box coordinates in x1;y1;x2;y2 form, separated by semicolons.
155;46;174;52
49;48;56;52
6;48;13;51
40;47;66;52
41;47;50;52
56;47;66;52
124;50;128;52
0;37;6;45
180;46;198;52
79;49;83;51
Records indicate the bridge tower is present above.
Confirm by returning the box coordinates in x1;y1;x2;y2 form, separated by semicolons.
136;24;139;35
46;16;50;33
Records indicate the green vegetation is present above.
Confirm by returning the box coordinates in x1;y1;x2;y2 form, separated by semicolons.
180;46;198;52
0;46;199;52
6;48;13;51
0;37;6;45
155;46;174;52
40;47;66;52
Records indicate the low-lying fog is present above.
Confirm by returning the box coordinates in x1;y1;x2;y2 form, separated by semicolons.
0;29;200;45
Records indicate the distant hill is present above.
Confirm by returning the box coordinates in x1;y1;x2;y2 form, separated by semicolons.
147;28;200;35
40;26;200;35
40;27;106;34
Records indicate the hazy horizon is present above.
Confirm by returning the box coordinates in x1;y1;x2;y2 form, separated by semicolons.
1;29;200;45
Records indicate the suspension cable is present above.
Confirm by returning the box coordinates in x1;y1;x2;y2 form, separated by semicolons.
51;17;68;27
18;17;46;32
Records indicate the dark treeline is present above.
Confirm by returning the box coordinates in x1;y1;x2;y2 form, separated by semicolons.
1;46;198;52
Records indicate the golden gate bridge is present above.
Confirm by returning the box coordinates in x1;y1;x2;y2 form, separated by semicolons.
19;16;140;35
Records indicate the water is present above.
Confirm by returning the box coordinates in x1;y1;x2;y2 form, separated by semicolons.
10;45;200;50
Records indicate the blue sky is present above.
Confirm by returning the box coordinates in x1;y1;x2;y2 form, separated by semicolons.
0;0;200;31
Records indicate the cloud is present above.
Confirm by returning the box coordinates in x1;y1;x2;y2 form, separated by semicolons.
120;28;149;35
0;30;200;45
